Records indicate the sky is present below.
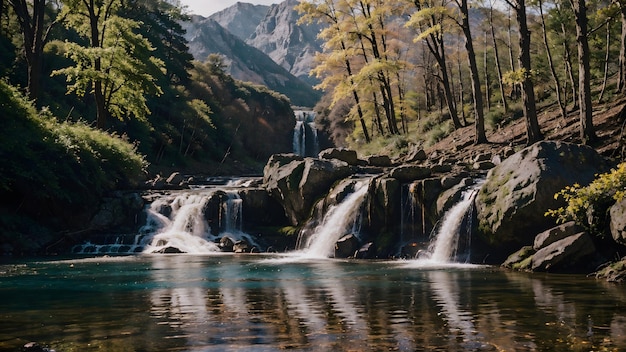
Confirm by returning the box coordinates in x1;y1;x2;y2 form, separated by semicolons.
180;0;280;17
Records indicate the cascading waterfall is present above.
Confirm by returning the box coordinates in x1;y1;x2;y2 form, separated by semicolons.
72;186;259;255
293;120;306;156
293;110;319;157
418;186;480;263
142;192;221;254
298;179;370;258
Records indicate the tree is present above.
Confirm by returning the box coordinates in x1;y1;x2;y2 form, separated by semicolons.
535;0;567;121
406;0;463;129
453;0;488;144
297;0;371;142
569;0;597;144
8;0;62;101
503;0;543;144
53;0;164;129
487;1;508;112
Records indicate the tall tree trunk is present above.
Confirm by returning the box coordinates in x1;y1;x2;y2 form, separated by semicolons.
459;0;487;143
570;0;597;144
457;43;467;126
425;36;462;128
507;8;521;100
560;19;578;108
490;3;508;112
484;32;491;111
539;0;566;121
617;4;626;93
11;0;46;102
509;0;543;144
598;23;611;103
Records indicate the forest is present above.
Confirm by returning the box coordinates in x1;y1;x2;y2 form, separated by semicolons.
1;0;625;250
299;0;626;156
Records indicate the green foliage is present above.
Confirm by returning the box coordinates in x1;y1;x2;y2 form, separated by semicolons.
546;163;626;233
53;0;164;126
0;80;147;204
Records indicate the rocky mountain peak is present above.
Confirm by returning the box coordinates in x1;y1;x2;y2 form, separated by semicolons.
210;2;270;40
245;0;323;85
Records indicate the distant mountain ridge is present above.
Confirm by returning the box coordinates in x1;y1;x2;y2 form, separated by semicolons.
182;15;321;107
210;2;270;41
245;0;323;86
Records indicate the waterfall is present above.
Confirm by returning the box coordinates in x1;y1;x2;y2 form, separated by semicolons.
293;110;319;157
220;193;243;234
293;120;306;156
420;186;480;263
298;179;370;258
72;186;259;255
142;192;221;254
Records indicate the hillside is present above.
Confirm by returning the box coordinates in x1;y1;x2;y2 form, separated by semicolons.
425;97;626;166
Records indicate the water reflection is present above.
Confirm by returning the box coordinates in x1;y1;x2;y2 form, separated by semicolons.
0;256;624;351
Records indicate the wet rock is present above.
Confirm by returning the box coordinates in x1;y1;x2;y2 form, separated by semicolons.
219;236;235;252
595;259;626;282
354;242;376;259
233;240;251;253
440;175;461;189
154;246;184;254
531;233;596;272
502;246;535;270
166;172;185;187
473;160;495;170
335;234;360;258
430;164;452;174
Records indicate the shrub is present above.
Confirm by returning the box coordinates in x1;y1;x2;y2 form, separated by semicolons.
546;163;626;235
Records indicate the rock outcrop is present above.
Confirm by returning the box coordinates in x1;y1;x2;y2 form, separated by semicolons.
263;154;353;225
475;141;611;261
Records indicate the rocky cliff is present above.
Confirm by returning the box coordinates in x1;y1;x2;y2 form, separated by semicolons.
182;16;321;107
245;0;323;86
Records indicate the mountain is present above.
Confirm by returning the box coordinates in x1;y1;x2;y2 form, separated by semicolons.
182;15;321;107
210;2;270;40
245;0;323;86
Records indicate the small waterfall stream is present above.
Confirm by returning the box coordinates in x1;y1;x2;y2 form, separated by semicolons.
293;110;319;157
417;186;480;264
297;179;370;258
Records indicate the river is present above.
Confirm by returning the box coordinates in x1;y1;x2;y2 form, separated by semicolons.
1;254;624;351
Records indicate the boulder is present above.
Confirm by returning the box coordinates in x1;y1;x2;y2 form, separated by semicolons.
263;155;353;225
389;165;431;182
533;221;583;250
335;234;360;258
610;197;626;246
404;145;427;163
233;240;251;253
319;148;359;165
367;154;392;167
502;245;535;270
476;141;610;260
219;236;235;252
531;232;596;272
166;172;185;187
354;242;376;259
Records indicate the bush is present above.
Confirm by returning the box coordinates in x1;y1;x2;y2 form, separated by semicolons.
546;163;626;235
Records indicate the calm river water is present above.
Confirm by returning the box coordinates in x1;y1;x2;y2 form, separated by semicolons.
0;254;624;351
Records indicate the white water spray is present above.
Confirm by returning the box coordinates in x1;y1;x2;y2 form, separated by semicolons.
299;180;370;258
142;192;221;254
